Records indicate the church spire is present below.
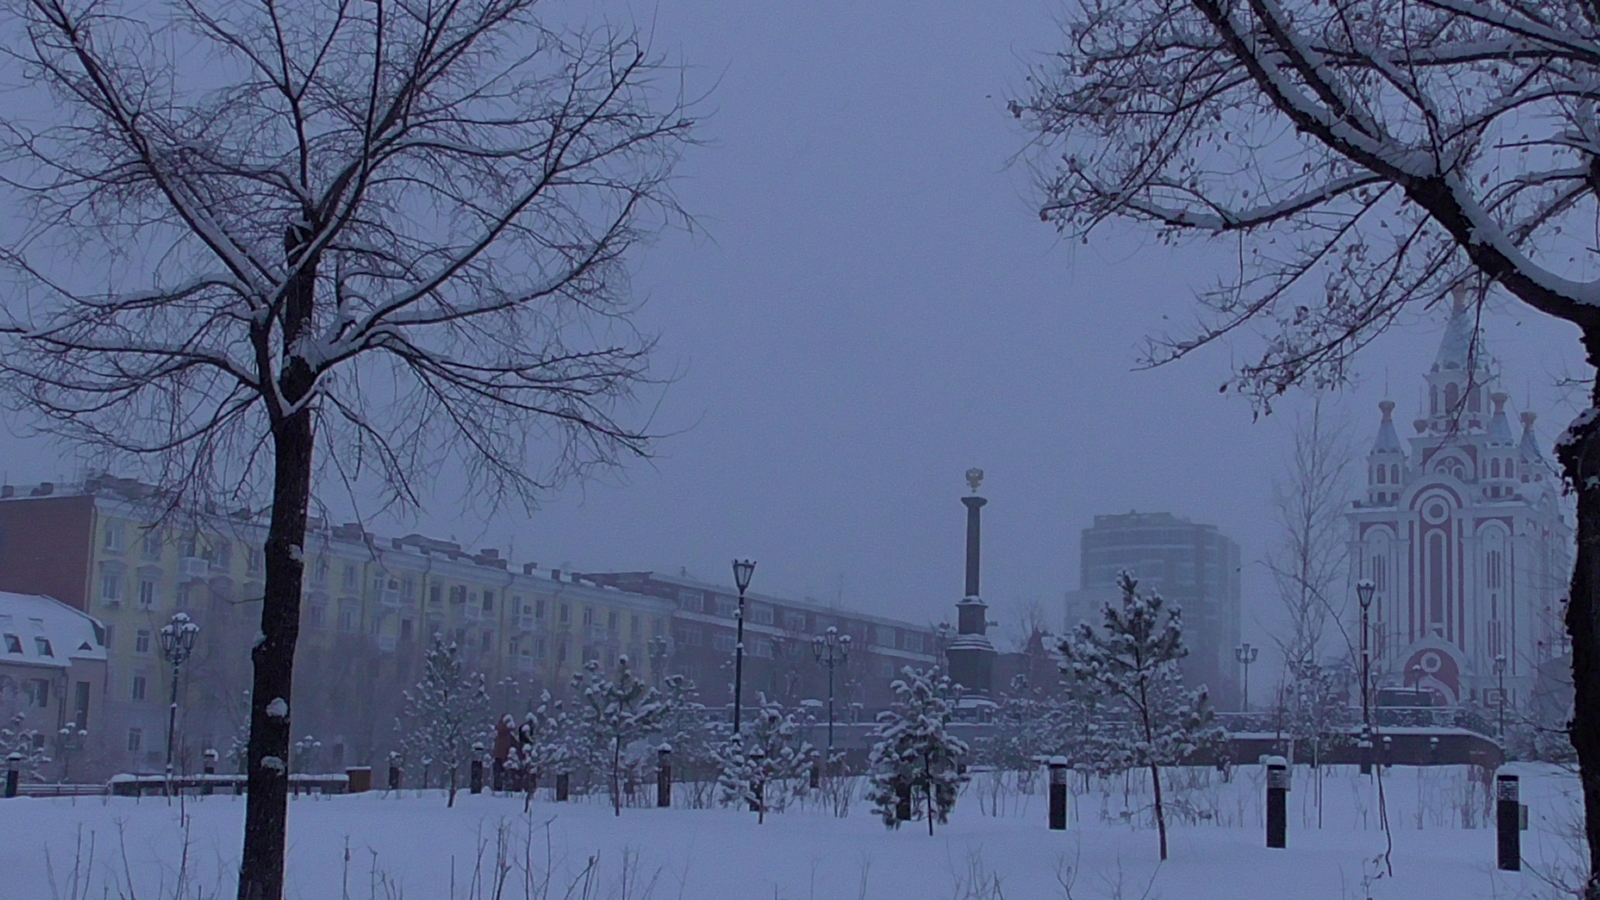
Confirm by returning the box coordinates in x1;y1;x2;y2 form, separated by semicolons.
1366;400;1406;506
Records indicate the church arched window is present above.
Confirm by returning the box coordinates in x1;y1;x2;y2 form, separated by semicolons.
1377;466;1386;484
1491;459;1500;478
1469;387;1481;412
1445;382;1460;413
1506;460;1515;478
1431;386;1439;415
1391;464;1400;483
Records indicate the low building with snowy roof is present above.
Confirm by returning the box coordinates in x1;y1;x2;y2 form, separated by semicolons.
0;590;108;779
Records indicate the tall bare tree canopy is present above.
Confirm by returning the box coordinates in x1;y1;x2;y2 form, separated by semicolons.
0;1;692;897
1013;0;1600;892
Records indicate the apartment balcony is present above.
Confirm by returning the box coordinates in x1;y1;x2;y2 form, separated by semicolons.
379;590;402;609
178;557;210;580
464;605;482;621
516;614;539;633
377;634;398;653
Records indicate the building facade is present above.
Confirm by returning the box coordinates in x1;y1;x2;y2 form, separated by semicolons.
0;477;672;775
583;571;940;714
1346;297;1572;710
1072;511;1243;706
0;591;107;778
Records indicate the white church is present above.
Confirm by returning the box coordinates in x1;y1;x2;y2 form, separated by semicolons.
1346;296;1572;711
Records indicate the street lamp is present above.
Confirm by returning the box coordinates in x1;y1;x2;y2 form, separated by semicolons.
1494;654;1508;741
1356;578;1376;775
159;612;200;786
648;635;670;688
812;626;852;770
1234;643;1259;711
731;559;756;735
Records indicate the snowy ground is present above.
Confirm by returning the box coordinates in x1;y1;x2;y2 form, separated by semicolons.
0;763;1585;899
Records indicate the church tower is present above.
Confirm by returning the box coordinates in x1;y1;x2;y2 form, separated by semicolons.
1346;293;1571;712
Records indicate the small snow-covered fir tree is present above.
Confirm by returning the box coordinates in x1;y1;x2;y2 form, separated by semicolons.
1059;572;1220;861
714;694;816;823
506;691;580;810
655;675;723;780
866;667;969;835
572;656;670;816
398;635;491;807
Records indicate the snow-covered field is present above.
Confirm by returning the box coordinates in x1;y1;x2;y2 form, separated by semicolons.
1;763;1584;899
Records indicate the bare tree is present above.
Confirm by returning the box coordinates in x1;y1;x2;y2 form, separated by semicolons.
1013;0;1600;888
0;2;692;897
1265;399;1353;672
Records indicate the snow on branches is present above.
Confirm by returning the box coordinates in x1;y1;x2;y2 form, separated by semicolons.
397;635;491;807
1058;572;1220;860
1015;0;1600;407
714;694;817;822
866;667;969;835
572;656;671;817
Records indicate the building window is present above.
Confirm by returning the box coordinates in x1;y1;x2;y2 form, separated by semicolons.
101;572;123;604
1390;464;1399;483
338;606;358;632
180;533;199;558
676;589;703;612
450;585;467;604
535;598;547;620
127;728;143;753
308;604;327;629
135;629;152;654
26;678;49;707
402;577;416;600
557;640;567;662
608;611;619;632
1487;550;1505;590
583;607;595;627
248;546;265;575
142;528;162;560
211;540;232;569
342;565;357;590
34;636;52;657
1491;459;1501;478
481;630;494;653
716;597;737;618
482;590;495;612
536;637;548;659
630;614;641;635
401;618;414;642
783;612;807;632
751;605;774;625
131;676;147;701
559;603;570;624
103;521;125;552
138;579;156;610
73;681;90;728
313;557;329;585
653;618;663;637
3;633;20;654
680;625;703;647
1506;460;1516;478
1376;466;1386;484
713;633;736;653
429;583;442;605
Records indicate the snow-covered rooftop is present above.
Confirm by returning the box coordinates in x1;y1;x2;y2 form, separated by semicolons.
0;591;107;670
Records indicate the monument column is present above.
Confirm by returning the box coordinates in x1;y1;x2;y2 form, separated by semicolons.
947;468;996;698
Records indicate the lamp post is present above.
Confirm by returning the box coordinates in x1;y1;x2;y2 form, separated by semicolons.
159;612;200;787
648;635;670;688
1494;654;1508;740
812;626;851;768
731;559;756;735
1356;578;1375;775
1234;643;1259;711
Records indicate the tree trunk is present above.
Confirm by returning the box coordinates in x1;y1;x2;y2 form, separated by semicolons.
1558;333;1600;900
613;736;622;816
236;412;314;900
1150;762;1167;861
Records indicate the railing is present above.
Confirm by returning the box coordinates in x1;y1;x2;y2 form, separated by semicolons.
108;773;352;797
178;557;210;580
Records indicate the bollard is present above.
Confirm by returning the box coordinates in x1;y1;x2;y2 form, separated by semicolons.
1497;774;1521;871
555;772;570;802
810;762;821;791
895;781;912;822
470;759;484;795
492;759;504;793
657;747;672;808
1429;736;1442;766
1265;756;1289;849
5;752;20;798
1358;726;1372;776
1048;756;1069;831
203;749;218;795
388;762;402;792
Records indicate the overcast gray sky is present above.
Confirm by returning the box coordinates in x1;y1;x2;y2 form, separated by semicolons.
0;0;1590;665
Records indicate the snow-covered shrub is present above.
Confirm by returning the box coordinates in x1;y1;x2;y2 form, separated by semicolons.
713;694;816;822
397;635;491;807
866;666;969;834
572;655;670;816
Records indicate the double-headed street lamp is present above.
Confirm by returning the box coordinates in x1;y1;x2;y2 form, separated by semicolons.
1234;643;1259;711
731;559;756;735
812;626;852;765
648;635;671;688
1356;578;1376;775
159;612;201;783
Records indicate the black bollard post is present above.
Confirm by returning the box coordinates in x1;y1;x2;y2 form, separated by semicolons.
470;743;484;795
1497;774;1521;871
1048;756;1069;831
203;749;218;796
388;757;402;792
1266;756;1288;849
555;772;570;802
810;762;821;791
4;752;20;798
657;746;672;808
1359;726;1373;776
895;780;912;822
492;759;504;793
